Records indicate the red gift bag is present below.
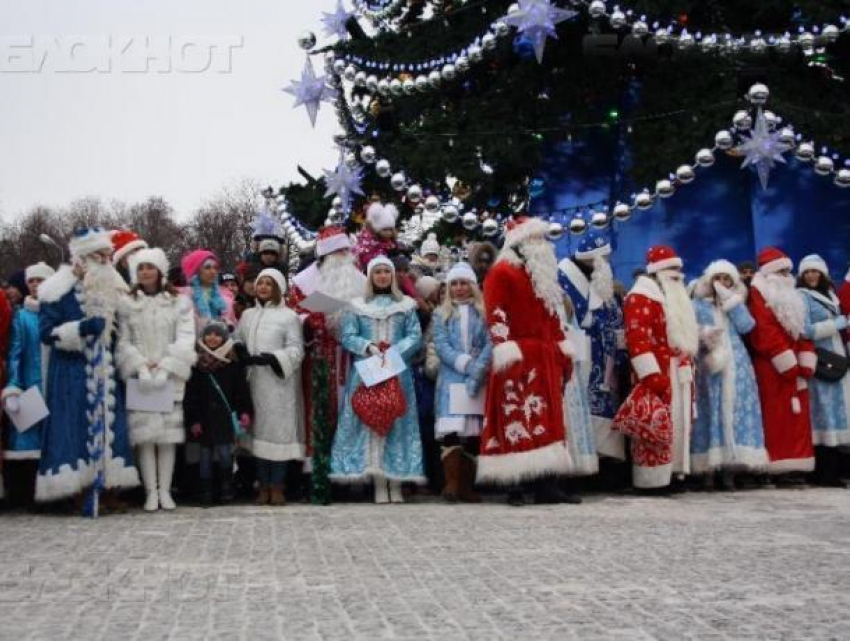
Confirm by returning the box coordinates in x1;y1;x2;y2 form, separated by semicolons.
352;376;407;438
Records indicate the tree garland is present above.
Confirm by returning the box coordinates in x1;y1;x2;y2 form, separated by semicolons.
310;358;333;505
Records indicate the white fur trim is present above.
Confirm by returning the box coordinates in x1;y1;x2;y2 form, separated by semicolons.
798;254;829;277
454;354;472;373
647;256;683;274
791;396;801;415
631;352;661;379
69;229;113;260
628;275;664;304
503;218;550;248
4;449;40;460
812;319;839;341
771;350;797;373
26;262;56;282
329;469;427;484
574;243;611;261
768;457;815;474
564;451;599;477
35;457;140;502
349;296;416;319
759;257;793;275
796;377;808;391
677;364;693;384
245;438;305;462
316;233;351;258
38;265;78;304
721;294;745;313
559;339;575;358
256;268;288;297
690;446;769;475
632;463;672;489
798;351;817;372
492;341;522;373
476;441;572;484
128;247;168;284
113;239;148;265
51;321;85;352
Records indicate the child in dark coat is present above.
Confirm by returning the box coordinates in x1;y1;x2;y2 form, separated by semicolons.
184;322;252;505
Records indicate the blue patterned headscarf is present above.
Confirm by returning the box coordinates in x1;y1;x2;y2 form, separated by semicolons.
190;274;227;320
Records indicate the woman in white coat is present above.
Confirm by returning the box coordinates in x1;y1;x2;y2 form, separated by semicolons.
117;248;196;511
234;268;305;506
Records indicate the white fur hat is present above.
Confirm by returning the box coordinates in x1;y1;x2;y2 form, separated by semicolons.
69;227;113;260
366;202;398;232
25;262;55;282
415;275;441;299
798;254;829;278
129;247;169;285
366;255;395;274
420;233;441;257
257;238;281;255
446;262;476;284
256;268;288;300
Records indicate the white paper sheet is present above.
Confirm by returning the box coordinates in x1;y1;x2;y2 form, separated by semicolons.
449;384;486;415
5;387;49;433
126;379;176;413
299;290;348;315
355;347;407;387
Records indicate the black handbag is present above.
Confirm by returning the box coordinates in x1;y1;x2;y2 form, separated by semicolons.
814;347;849;382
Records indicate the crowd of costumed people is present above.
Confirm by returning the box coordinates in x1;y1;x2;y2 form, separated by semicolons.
1;201;850;514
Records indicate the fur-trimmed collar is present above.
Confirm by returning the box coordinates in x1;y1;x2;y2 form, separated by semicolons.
558;258;602;311
349;295;416;319
627;275;664;304
802;288;840;314
37;265;78;304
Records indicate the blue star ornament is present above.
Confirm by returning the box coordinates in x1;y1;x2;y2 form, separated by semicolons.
735;109;793;190
323;157;364;211
322;0;353;40
284;57;334;127
503;0;577;64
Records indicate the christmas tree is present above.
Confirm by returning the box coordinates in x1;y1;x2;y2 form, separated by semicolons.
279;0;850;249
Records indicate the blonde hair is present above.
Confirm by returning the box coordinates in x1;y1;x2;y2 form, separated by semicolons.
365;267;403;301
438;278;483;320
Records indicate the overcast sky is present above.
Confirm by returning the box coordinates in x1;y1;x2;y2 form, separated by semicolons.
0;0;341;219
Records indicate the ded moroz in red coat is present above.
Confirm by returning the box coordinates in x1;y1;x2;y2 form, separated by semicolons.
747;248;815;473
478;218;574;484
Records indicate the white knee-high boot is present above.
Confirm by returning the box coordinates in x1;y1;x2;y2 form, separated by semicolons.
138;443;158;511
374;478;389;504
388;480;404;504
157;444;177;511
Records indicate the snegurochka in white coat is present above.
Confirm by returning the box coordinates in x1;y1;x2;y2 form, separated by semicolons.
116;248;197;512
234;269;306;464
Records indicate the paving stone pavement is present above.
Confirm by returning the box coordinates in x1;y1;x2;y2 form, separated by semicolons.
1;488;850;640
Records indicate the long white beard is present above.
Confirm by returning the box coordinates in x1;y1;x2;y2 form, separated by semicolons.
590;256;615;304
82;261;127;325
657;271;699;357
758;272;806;339
317;252;367;335
519;238;564;319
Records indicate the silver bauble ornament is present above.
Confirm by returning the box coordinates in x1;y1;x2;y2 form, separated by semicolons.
656;179;675;198
568;217;587;235
344;152;358;169
482;218;499;237
747;83;770;105
591;211;609;228
676;164;695;184
376;159;392;177
763;110;779;130
613;202;632;221
333;59;347;74
462;212;479;230
415;75;429;92
378;78;391;95
732;110;752;131
632;21;649;37
442;64;457;81
428;70;442;87
332;196;344;213
354;71;367;87
610;10;627;29
297;31;317;50
468;44;483;63
795;142;815;162
823;25;840;44
677;31;695;49
390;78;404;95
654;28;671;45
635;191;654;210
834;168;850;188
749;37;767;54
814;156;835;176
798;32;815;52
366;75;379;92
360;145;377;164
424;195;441;214
455;56;470;74
442;204;460;223
696;148;715;167
390;172;407;191
776;35;793;53
715;130;734;150
402;78;416;95
343;65;357;82
778;127;796;146
407;184;423;202
482;33;497;51
546;222;564;241
494;21;510;37
588;1;606;19
700;34;718;52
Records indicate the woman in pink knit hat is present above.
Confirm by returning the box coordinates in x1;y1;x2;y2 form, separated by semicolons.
181;250;236;331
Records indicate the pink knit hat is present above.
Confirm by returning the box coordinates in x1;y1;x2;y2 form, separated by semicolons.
181;249;218;281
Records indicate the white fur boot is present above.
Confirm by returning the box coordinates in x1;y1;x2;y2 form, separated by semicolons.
157;444;177;511
138;443;158;512
388;480;404;504
374;478;389;504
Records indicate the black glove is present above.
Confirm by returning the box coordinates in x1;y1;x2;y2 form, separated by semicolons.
252;352;284;378
232;342;250;363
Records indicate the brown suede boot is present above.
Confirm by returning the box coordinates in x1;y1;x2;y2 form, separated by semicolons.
440;447;462;503
269;486;286;506
255;485;270;506
458;454;482;503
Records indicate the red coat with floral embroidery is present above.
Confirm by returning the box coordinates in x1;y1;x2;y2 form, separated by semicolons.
478;255;573;484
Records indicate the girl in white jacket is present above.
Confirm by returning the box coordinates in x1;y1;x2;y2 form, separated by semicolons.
117;248;196;511
234;268;305;506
